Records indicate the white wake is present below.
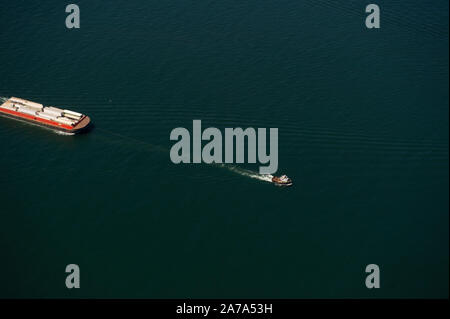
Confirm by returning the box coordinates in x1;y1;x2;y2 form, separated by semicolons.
52;130;75;136
216;163;274;183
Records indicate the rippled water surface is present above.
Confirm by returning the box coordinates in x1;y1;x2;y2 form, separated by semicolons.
0;1;448;297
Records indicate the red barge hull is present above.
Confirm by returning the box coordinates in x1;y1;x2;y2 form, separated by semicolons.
0;97;90;134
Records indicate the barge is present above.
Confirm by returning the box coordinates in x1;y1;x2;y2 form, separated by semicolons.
0;97;90;134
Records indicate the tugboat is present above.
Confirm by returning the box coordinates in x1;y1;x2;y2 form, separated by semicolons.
272;175;293;186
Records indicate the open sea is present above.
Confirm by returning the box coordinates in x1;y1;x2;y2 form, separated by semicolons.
0;0;448;298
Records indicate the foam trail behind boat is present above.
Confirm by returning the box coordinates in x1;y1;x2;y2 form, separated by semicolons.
215;163;274;183
52;130;75;136
94;130;275;184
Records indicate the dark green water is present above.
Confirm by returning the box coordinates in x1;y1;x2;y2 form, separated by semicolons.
0;1;448;298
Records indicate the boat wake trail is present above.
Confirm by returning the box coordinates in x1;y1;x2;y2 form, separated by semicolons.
215;163;274;183
90;128;279;185
53;130;75;136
